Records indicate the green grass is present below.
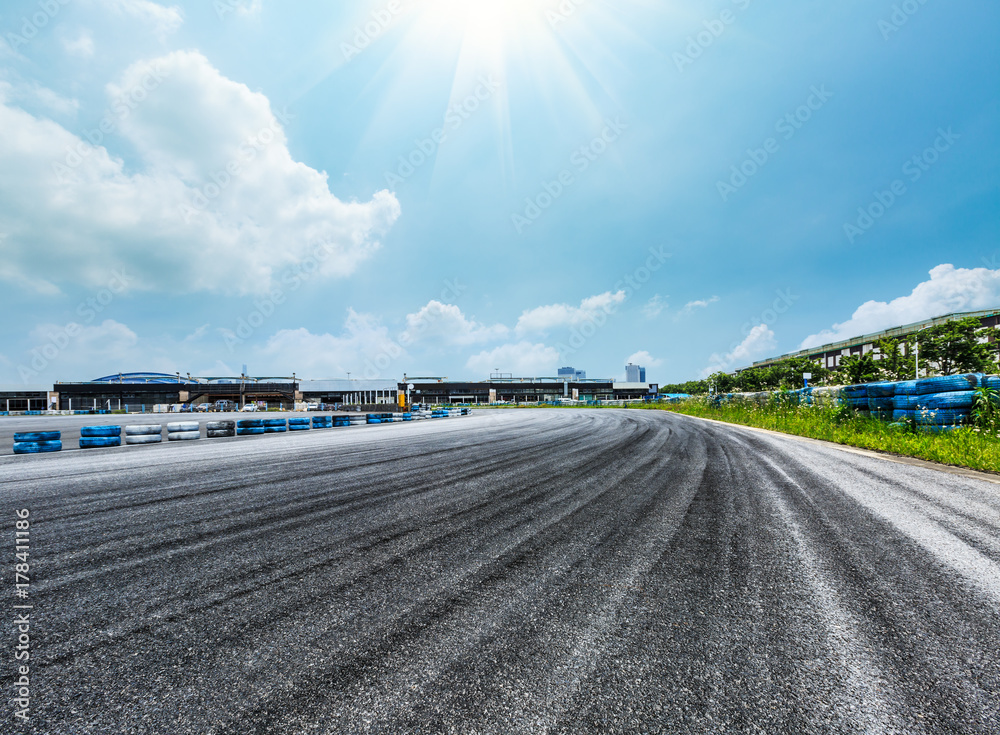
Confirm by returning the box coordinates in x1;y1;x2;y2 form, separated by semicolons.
632;399;1000;474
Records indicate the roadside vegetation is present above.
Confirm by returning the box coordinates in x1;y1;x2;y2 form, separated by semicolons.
632;393;1000;474
659;317;999;395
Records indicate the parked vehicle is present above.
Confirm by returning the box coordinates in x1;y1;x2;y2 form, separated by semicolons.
240;404;258;412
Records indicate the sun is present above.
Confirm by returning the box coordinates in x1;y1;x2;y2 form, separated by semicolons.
414;0;552;63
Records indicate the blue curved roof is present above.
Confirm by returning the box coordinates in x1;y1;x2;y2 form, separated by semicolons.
91;372;188;384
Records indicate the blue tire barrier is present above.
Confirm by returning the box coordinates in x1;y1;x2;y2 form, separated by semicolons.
14;431;61;443
237;419;264;428
892;394;921;410
868;397;894;411
125;424;162;436
892;409;915;422
125;434;162;445
288;419;310;431
80;436;121;449
312;417;332;428
842;385;868;399
167;421;199;433
921;391;976;411
866;382;898;398
168;431;201;441
915;373;983;395
13;440;62;454
81;425;121;438
894;380;919;396
263;418;287;427
263;426;286;433
236;427;265;435
985;376;1000;392
915;408;970;426
288;418;310;425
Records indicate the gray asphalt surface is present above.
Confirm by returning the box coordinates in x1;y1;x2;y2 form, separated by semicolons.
1;408;998;734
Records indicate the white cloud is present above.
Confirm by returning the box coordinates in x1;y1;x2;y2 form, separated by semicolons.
702;324;776;376
466;342;560;378
515;290;625;335
256;310;406;380
0;51;400;295
626;350;663;368
62;31;95;58
642;294;667;319
401;301;508;346
800;264;1000;349
0;80;79;117
99;0;184;37
676;295;719;319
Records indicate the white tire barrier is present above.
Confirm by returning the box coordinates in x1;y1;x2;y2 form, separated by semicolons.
167;421;199;433
167;431;201;441
125;424;162;436
125;434;162;445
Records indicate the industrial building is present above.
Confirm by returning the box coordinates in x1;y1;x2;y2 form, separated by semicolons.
48;374;399;412
741;309;1000;372
401;376;659;405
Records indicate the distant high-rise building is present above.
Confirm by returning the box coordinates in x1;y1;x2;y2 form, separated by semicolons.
625;363;646;383
558;366;587;380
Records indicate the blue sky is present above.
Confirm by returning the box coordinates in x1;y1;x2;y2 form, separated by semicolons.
1;0;998;385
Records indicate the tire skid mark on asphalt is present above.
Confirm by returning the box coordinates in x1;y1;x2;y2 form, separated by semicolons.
22;414;604;585
211;414;673;733
26;413;641;679
734;430;1000;732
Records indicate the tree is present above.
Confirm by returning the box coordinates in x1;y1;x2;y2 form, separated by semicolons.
839;352;879;384
917;317;998;376
875;336;915;381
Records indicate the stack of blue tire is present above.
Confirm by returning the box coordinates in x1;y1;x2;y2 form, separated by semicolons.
366;413;395;424
263;418;287;433
891;380;920;424
332;416;353;427
237;419;264;435
288;417;310;432
866;382;897;420
842;385;870;413
312;416;333;429
914;373;982;431
402;413;413;421
80;425;121;449
13;431;62;454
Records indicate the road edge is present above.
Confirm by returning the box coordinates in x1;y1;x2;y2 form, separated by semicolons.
667;411;1000;486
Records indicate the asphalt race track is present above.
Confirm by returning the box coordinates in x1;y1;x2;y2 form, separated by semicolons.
1;409;998;734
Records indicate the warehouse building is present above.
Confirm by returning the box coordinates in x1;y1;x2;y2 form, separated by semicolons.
401;376;659;405
741;309;1000;372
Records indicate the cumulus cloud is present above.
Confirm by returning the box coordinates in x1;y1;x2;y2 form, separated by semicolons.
100;0;184;38
0;51;400;295
676;295;719;319
800;264;1000;349
401;301;508;346
18;319;152;384
515;291;625;335
702;324;776;376
466;342;560;378
626;350;663;368
256;310;407;380
642;294;667;319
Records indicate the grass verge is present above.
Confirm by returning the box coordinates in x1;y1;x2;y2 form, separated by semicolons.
632;399;1000;475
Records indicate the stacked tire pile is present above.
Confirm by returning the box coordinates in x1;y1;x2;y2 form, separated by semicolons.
125;425;162;445
80;425;121;449
366;413;395;424
237;419;264;436
913;373;981;431
841;385;869;414
263;418;287;433
348;414;366;427
866;382;897;421
13;431;62;454
167;421;200;442
891;381;920;424
207;420;236;438
288;417;310;432
313;416;333;429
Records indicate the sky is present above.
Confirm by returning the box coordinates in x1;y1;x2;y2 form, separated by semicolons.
1;0;998;386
